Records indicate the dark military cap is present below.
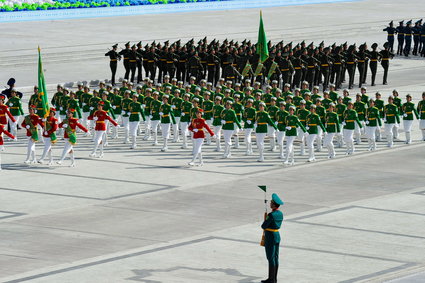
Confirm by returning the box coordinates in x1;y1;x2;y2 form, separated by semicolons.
406;20;412;25
125;41;130;46
371;43;378;49
389;20;393;25
112;44;118;49
136;41;142;47
131;44;136;49
7;78;15;86
399;20;404;24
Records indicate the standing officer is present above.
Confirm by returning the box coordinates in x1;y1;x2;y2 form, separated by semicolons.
129;44;138;83
412;20;422;55
379;43;394;85
105;44;121;86
261;193;284;283
383;21;396;52
368;43;381;86
119;42;131;80
136;41;144;83
403;20;413;57
396;21;405;55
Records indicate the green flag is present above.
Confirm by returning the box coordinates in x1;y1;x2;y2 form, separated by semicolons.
38;46;50;118
258;185;267;192
256;11;269;63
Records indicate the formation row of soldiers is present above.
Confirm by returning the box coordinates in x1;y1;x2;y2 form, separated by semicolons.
1;77;424;167
383;19;425;56
105;38;393;91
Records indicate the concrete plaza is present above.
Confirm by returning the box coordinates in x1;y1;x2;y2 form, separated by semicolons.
1;0;425;282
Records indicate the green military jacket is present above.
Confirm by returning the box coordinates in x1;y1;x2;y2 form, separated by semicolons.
255;111;276;133
121;98;133;117
375;99;384;117
233;102;244;123
336;103;347;122
212;104;225;126
180;101;193;123
342;96;352;105
202;99;214;120
68;98;82;119
401;102;419;120
329;91;339;102
306;113;326;134
221;109;241;130
275;109;289;131
59;96;70;115
384;104;400;124
322;98;333;110
343;109;362;130
418;100;425;119
263;93;273;106
159;103;176;124
6;97;24;116
51;92;63;108
354;101;366;121
365;106;382;127
243;107;256;129
296;108;310;126
81;93;93;113
172;97;184;118
150;99;162;121
102;99;116;119
325;111;340;133
285;115;306;136
89;96;101;115
129;101;145;122
111;94;123;115
316;105;326;123
143;96;153;117
267;105;279;122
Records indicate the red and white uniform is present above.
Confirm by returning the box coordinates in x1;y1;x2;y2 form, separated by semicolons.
89;110;118;131
0;105;16;125
59;118;88;138
42;117;58;138
189;118;214;138
21;114;44;137
0;124;15;145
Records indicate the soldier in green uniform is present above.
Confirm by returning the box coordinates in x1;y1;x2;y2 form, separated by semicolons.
159;95;176;152
384;96;400;147
58;88;70;137
365;99;382;151
296;100;310;155
275;101;289;159
374;92;385;142
418;92;425;141
142;88;153;140
261;193;284;283
342;101;362;155
255;102;277;162
232;94;244;149
335;96;347;147
129;93;145;149
323;103;340;158
81;86;93;136
6;89;24;140
243;98;256;155
267;98;279;152
314;99;326;151
306;105;326;162
121;90;133;144
68;92;82;120
354;94;366;144
111;87;123;139
172;89;184;143
149;91;162;146
101;92;116;147
51;84;63;119
180;93;193;149
220;101;241;158
284;105;307;165
401;94;419;144
391;89;402;140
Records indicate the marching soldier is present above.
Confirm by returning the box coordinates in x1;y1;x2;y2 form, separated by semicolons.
383;20;396;52
342;101;362;155
354;94;366;144
383;96;400;147
129;44;138;82
188;109;215;166
396;21;405;56
255;102;277;162
220;101;241;159
323;103;340;158
365;99;382;151
159;95;176;152
275;101;289;159
401;94;419;144
180;93;193;149
368;43;381;86
119;42;132;80
128;93;145;149
374;92;384;141
305;105;326;162
105;44;121;86
22;105;44;164
5;89;23;140
417;92;425;141
403;20;413;57
39;107;58;165
379;43;394;85
243;98;256;155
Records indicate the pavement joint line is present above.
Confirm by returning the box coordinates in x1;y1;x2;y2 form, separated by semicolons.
2;236;215;283
0;253;41;260
354;206;425;217
213;236;412;264
0;185;177;201
0;210;26;221
339;263;418;283
412;190;425;196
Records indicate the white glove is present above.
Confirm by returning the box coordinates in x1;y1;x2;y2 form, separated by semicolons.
142;104;146;108
305;132;310;136
193;128;199;133
42;118;47;122
342;122;346;126
403;113;407;117
306;126;310;130
94;116;98;121
161;102;164;105
286;126;291;130
112;105;116;109
241;106;245;110
159;112;164;116
274;121;278;126
365;121;369;125
44;131;48;135
181;113;185;116
25;125;30;129
60;107;63;110
254;123;258;128
121;110;125;115
90;107;94;110
8;103;13;106
62;124;68;128
126;112;130;115
82;103;86;106
221;120;226;125
149;115;153;119
171;105;176;109
247;120;252;125
383;118;386;123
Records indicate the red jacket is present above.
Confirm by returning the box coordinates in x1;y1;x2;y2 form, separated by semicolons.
21;114;44;137
189;118;214;139
89;110;118;131
0;124;15;145
59;118;88;138
0;104;16;125
42;117;58;138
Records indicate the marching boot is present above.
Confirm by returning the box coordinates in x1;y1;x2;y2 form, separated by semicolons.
131;136;137;149
161;138;168;152
257;146;265;162
406;132;411;144
198;153;203;166
234;135;239;149
261;265;274;283
300;141;305;155
279;144;284;159
70;151;76;167
274;265;279;283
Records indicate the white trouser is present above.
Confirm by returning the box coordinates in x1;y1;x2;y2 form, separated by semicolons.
245;128;253;144
323;132;336;157
82;112;90;130
144;115;151;137
375;119;382;141
161;123;171;139
365;126;377;150
59;139;75;164
276;131;286;158
420;119;425;140
151;120;160;143
336;124;344;146
343;128;355;153
403;120;413;143
92;130;105;155
40;138;53;161
393;123;399;139
25;137;37;162
316;127;323;150
297;127;306;154
306;133;317;160
180;121;189;147
267;125;276;138
223;129;233;146
8;116;20;138
112;114;121;137
256;132;266;149
284;135;296;163
122;116;130;141
129;121;139;137
385;123;397;147
354;122;362;143
173;117;181;141
190;138;204;163
214;125;222;150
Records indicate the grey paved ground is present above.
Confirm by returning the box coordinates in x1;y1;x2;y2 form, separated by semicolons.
1;0;425;282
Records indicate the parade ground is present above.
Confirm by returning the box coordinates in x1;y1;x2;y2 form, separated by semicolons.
1;0;425;282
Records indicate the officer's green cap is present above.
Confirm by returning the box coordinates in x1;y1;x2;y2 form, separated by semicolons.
272;193;284;205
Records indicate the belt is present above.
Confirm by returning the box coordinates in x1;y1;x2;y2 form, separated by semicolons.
346;120;354;122
347;62;354;64
334;62;342;65
223;62;230;64
421;111;425;113
406;112;412;114
294;67;301;70
129;60;136;62
358;60;365;63
10;106;19;109
386;114;394;116
207;63;215;66
388;34;394;36
197;128;204;131
264;228;279;232
110;59;117;61
371;59;378;62
308;124;317;126
357;112;364;114
278;121;284;124
327;123;336;125
160;59;166;61
382;58;389;60
0;114;5;116
124;57;129;59
37;108;43;110
148;60;154;63
131;112;139;114
179;60;186;62
96;121;105;123
321;64;329;67
166;61;173;63
184;112;190;114
205;110;212;113
399;33;404;35
258;122;267;125
162;114;169;117
281;68;289;71
405;34;412;36
200;61;207;64
225;121;234;123
368;118;376;120
308;65;315;68
227;76;235;79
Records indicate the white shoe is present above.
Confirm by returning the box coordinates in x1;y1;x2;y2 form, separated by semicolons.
38;159;45;164
99;153;104;158
89;153;96;157
152;142;158;146
31;159;38;164
283;161;290;165
70;162;76;167
24;160;31;164
56;161;62;165
257;157;264;162
181;145;188;149
188;161;195;166
48;161;54;166
161;147;168;152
